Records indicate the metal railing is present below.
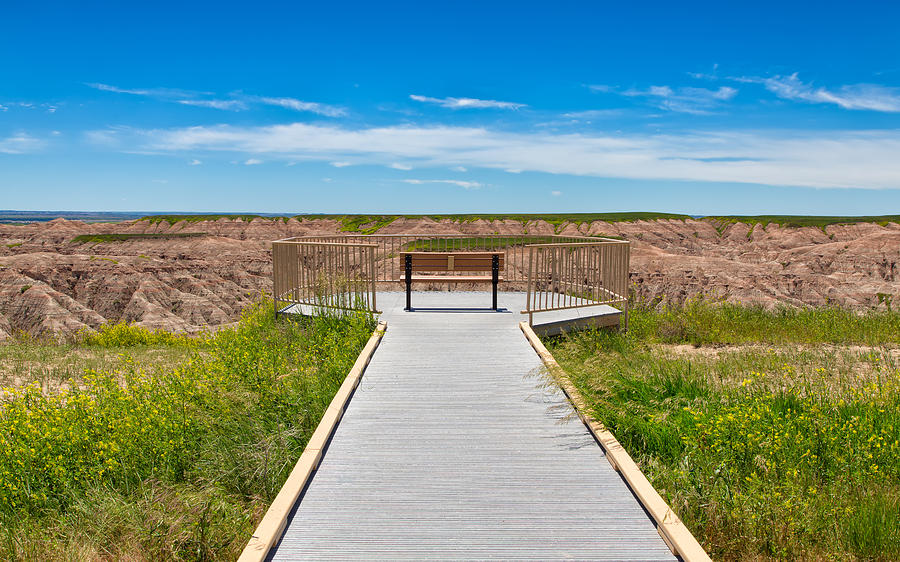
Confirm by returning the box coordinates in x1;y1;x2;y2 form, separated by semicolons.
280;234;599;285
272;240;378;315
272;234;630;328
524;240;630;329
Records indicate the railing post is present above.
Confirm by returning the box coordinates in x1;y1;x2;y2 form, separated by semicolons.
404;254;412;311
369;246;377;314
526;246;534;325
491;253;499;311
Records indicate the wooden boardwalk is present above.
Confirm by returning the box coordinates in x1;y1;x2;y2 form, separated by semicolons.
273;292;677;560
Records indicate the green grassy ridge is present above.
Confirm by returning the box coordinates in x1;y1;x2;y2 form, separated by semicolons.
140;214;290;225
304;212;693;231
71;233;206;244
135;213;900;234
706;214;900;230
138;213;693;233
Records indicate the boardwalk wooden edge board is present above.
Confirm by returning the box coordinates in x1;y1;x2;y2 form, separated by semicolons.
238;321;388;562
518;321;711;562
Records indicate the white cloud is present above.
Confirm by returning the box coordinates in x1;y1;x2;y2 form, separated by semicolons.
410;94;526;110
84;129;121;147
257;97;346;117
402;179;483;189
322;177;333;182
87;83;152;96
105;121;900;189
188;159;202;165
621;85;738;114
390;163;413;170
87;83;344;115
551;190;562;196
587;85;614;93
86;83;202;99
561;109;623;119
0;132;45;154
451;166;467;172
330;161;352;167
178;99;247;111
0;104;7;112
687;63;720;81
244;158;263;165
737;73;900;112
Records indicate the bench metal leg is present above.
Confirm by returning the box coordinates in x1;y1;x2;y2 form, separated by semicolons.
492;254;499;311
404;254;413;311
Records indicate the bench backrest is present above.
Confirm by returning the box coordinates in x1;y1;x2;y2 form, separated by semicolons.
401;252;504;273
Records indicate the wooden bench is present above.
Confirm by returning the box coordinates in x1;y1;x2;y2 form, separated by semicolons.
401;252;504;311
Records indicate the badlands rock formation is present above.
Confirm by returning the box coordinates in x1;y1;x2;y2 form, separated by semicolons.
0;216;897;339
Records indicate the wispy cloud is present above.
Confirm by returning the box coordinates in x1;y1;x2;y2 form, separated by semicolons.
256;97;346;117
0;101;61;113
330;161;352;167
98;122;900;189
0;132;45;154
87;83;153;96
551;190;562;196
402;179;483;189
390;163;412;170
86;83;201;98
178;99;248;111
244;158;263;165
188;159;202;165
560;109;623;119
736;73;900;112
687;63;720;81
409;94;526;110
86;83;344;116
620;85;737;114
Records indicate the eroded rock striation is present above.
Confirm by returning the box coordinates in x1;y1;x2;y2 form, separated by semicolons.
1;216;898;338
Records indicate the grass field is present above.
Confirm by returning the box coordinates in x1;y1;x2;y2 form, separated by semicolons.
71;232;206;244
0;302;374;560
132;212;900;235
546;299;900;560
399;234;623;251
140;214;289;225
705;214;900;230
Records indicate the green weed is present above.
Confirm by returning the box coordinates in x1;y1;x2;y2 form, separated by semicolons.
0;299;374;559
72;233;205;244
547;301;900;560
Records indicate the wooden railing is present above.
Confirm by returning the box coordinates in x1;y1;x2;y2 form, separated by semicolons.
272;240;378;315
524;240;630;329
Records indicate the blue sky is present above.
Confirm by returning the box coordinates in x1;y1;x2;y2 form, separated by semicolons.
2;0;900;215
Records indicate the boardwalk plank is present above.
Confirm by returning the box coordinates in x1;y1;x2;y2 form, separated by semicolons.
273;292;676;561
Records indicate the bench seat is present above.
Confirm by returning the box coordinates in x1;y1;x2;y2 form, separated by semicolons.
399;275;505;282
401;251;504;310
